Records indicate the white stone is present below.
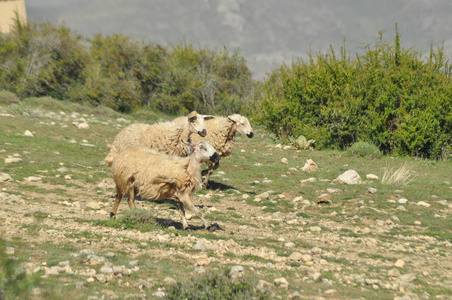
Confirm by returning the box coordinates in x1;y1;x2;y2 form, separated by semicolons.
24;130;34;137
336;170;362;184
366;174;379;180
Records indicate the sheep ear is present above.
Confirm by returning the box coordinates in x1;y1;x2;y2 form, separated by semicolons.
187;111;197;121
200;114;214;120
228;114;240;123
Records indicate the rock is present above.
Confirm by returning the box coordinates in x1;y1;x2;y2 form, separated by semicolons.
366;174;379;180
5;157;23;164
24;130;34;137
309;272;322;281
256;279;274;294
0;173;13;182
290;291;302;299
273;277;289;289
368;187;377;194
256;191;270;199
398;198;408;204
57;167;68;173
77;122;90;129
86;202;102;210
193;241;206;252
337;170;362;184
300;177;317;184
25;176;42;182
417;201;431;207
394;259;405;268
5;247;15;255
388;268;401;277
285;242;295;248
311;247;323;255
301;159;319;172
94;274;108;283
289;252;303;261
399;273;416;283
163;277;177;286
228;265;245;280
317;193;332;204
327;188;341;193
281;158;288;164
301;254;313;263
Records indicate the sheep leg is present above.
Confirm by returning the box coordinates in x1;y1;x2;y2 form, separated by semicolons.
110;185;124;219
179;194;208;229
202;161;219;187
127;185;136;209
177;201;189;230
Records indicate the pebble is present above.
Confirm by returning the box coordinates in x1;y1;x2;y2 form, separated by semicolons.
317;194;332;204
0;173;13;182
5;157;23;164
368;187;377;194
398;198;408;204
273;277;289;288
394;259;405;268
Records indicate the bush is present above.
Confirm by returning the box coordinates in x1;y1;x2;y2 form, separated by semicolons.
256;26;452;159
347;141;382;158
163;271;271;300
0;90;20;105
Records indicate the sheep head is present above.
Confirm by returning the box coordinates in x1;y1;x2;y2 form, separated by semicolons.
193;141;220;163
187;111;213;137
228;114;254;138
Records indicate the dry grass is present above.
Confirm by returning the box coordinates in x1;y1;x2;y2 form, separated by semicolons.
381;161;415;186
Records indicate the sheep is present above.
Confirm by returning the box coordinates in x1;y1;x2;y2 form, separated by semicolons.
188;114;254;187
110;141;220;230
104;111;212;166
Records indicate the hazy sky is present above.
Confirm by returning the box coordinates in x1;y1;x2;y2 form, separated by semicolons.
25;0;452;79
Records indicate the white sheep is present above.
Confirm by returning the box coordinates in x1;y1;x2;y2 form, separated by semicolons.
188;114;254;186
110;141;220;230
104;111;211;166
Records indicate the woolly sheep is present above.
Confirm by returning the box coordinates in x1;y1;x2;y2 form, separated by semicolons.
104;111;212;166
110;141;220;230
188;114;254;186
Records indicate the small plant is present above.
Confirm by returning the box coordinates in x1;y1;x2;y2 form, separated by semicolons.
163;271;271;300
347;141;382;158
381;162;415;186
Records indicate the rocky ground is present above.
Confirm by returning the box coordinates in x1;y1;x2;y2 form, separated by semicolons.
1;107;451;299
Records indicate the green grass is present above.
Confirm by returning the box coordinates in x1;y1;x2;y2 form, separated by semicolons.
1;97;452;299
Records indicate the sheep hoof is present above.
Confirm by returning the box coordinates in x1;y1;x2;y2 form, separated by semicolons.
207;223;224;232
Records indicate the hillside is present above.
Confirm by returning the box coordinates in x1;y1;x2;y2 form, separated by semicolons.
0;98;451;299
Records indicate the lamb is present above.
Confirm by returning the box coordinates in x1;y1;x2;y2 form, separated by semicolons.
110;141;220;230
104;111;212;166
188;114;254;186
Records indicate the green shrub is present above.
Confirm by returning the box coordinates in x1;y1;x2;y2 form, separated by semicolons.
347;141;382;158
163;271;271;300
0;90;20;105
0;240;36;299
256;25;452;159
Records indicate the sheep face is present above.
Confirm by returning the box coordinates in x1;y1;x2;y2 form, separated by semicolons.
228;114;254;138
187;111;211;137
195;141;220;163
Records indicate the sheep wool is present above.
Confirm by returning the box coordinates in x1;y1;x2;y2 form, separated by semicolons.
110;141;220;230
190;114;254;186
105;111;209;166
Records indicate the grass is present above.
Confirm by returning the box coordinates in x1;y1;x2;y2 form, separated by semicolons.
1;96;452;299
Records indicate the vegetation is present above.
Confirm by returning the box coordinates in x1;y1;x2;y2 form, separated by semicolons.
257;25;452;160
1;20;451;161
0;20;254;115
